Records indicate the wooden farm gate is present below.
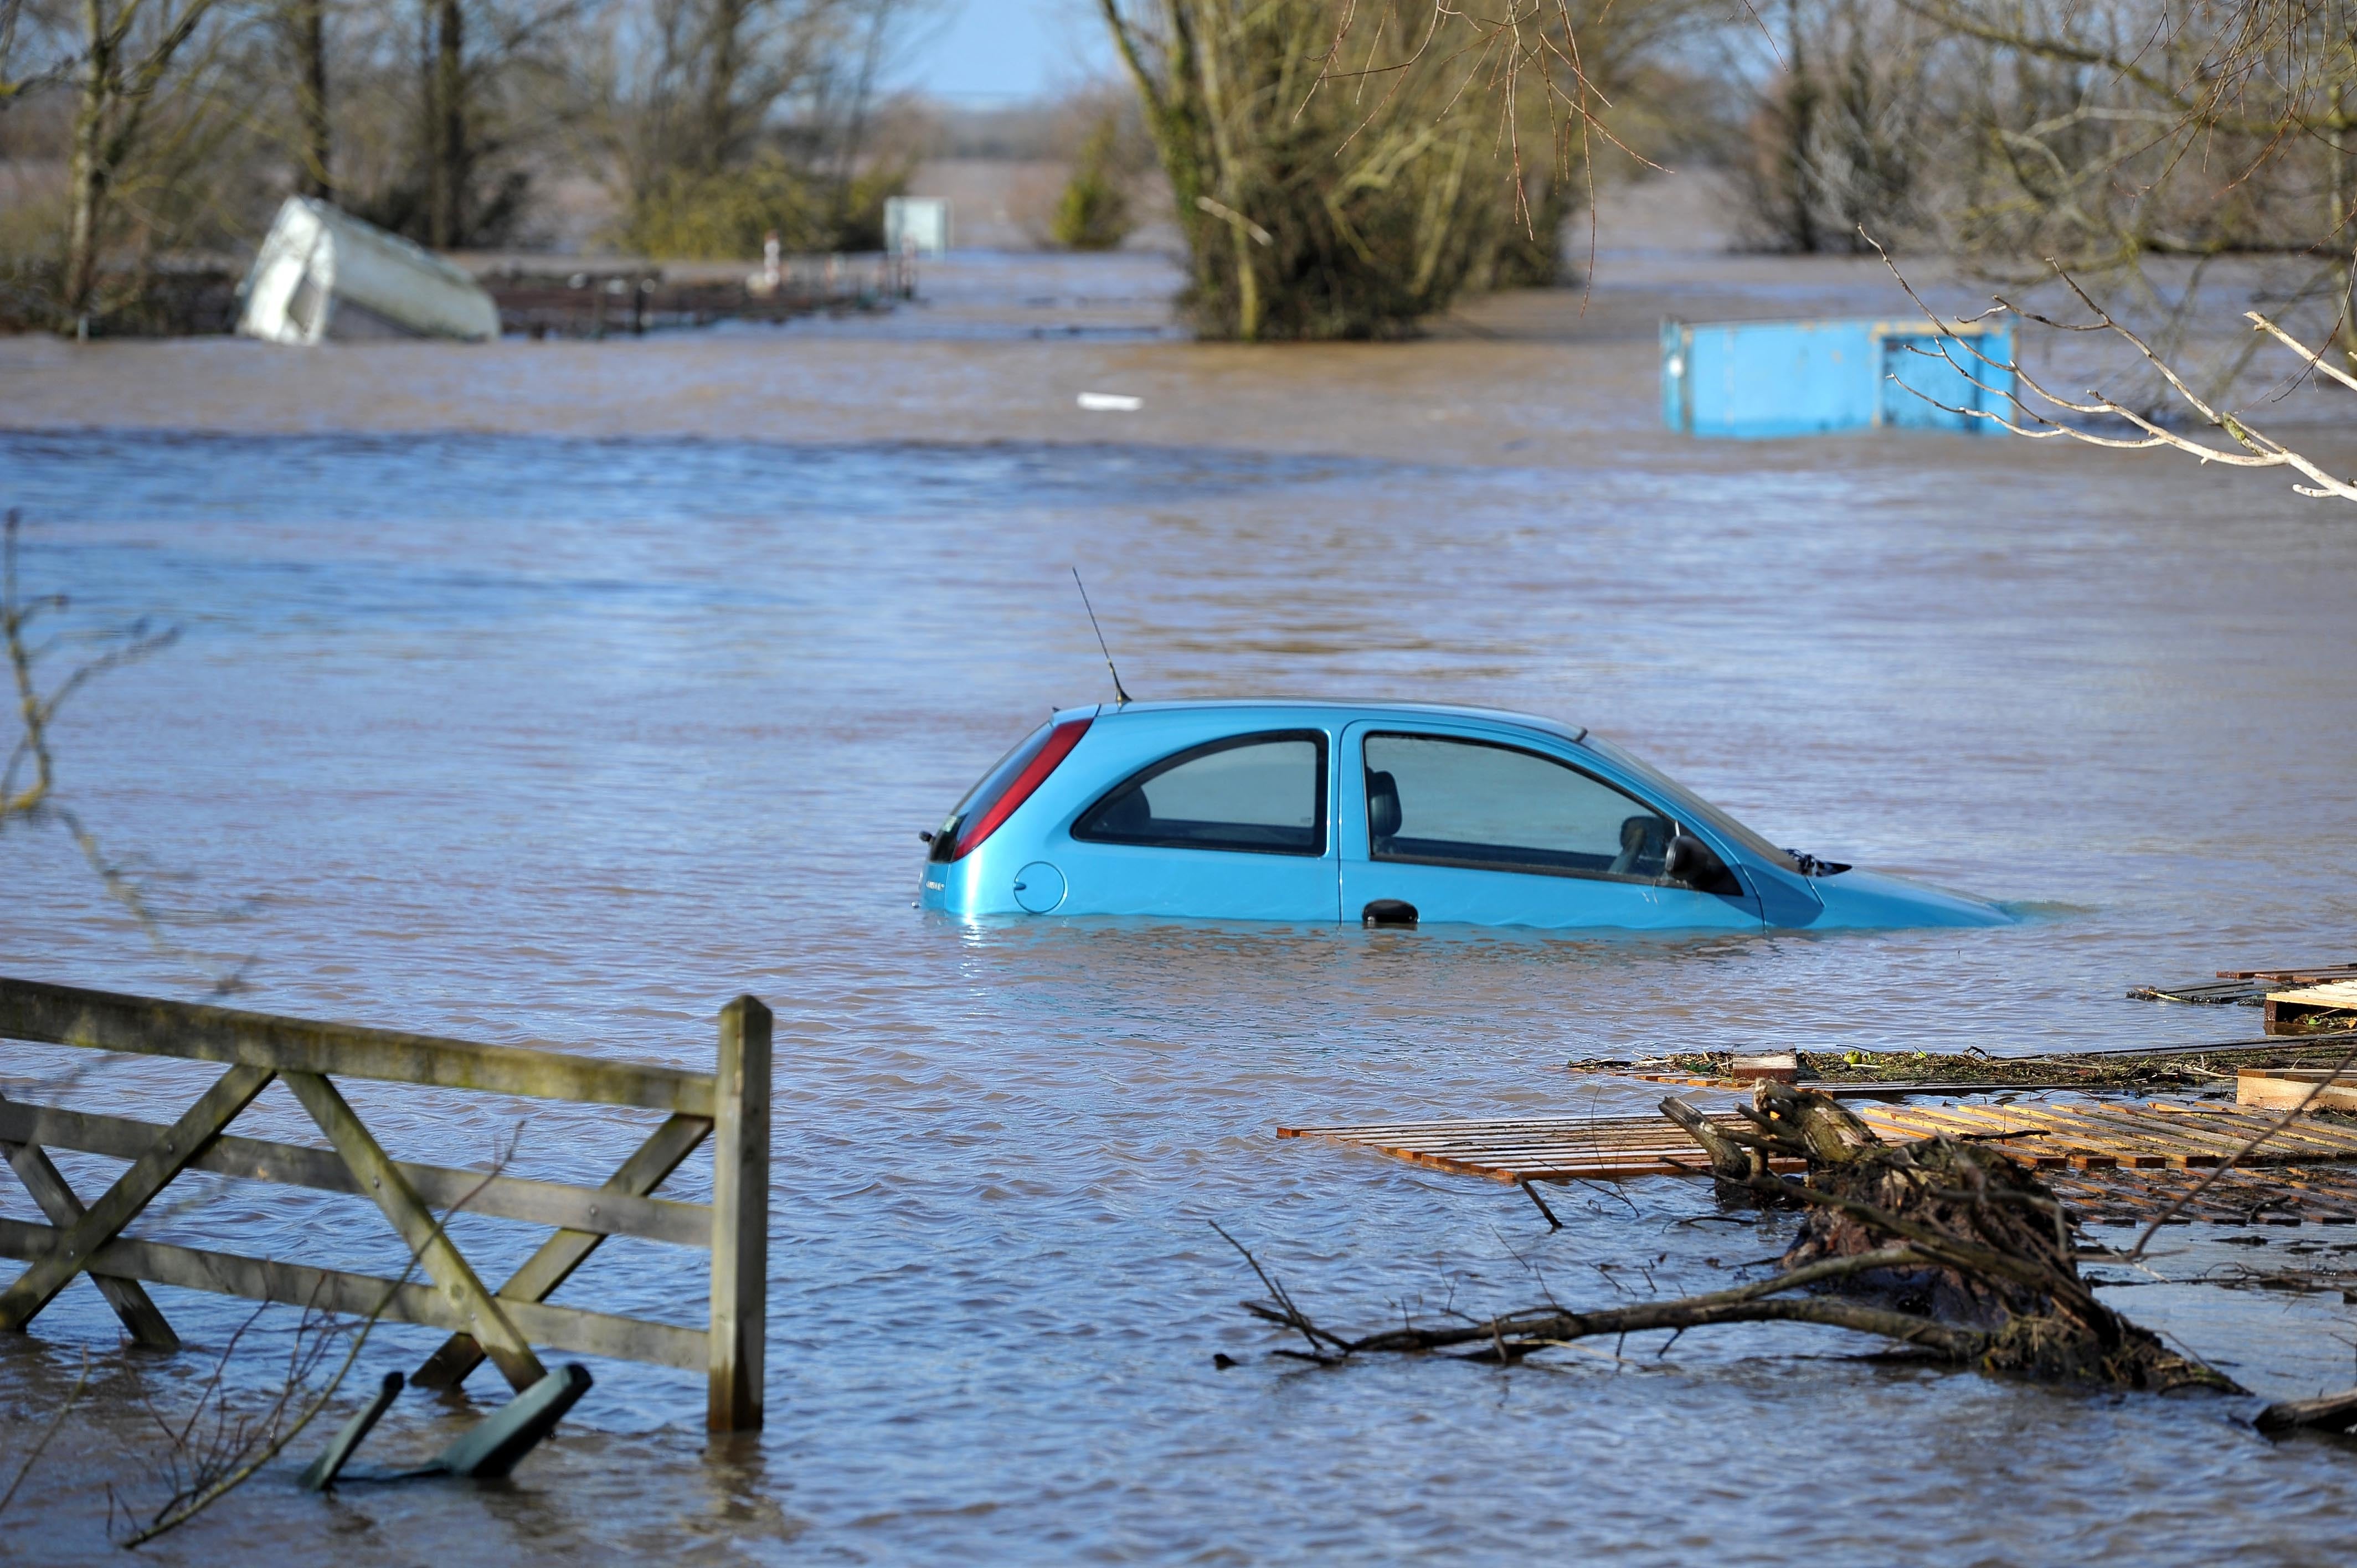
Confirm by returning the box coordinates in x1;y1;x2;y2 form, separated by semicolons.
0;977;770;1431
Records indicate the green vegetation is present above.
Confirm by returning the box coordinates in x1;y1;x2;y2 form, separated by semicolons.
616;156;909;260
1051;118;1133;251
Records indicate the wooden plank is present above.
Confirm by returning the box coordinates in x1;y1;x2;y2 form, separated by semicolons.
2239;1071;2357;1114
413;1113;709;1390
0;1100;710;1247
282;1071;545;1392
708;996;770;1433
0;1090;178;1349
0;1064;272;1330
2267;982;2357;1008
0;976;714;1116
0;1218;706;1370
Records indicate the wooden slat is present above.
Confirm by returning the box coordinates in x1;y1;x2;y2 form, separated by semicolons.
0;1064;274;1330
413;1112;709;1390
284;1072;545;1391
0;1100;710;1247
2144;1103;2357;1158
0;1090;178;1349
1864;1103;2183;1168
2268;981;2357;1009
0;1217;706;1370
0;976;713;1116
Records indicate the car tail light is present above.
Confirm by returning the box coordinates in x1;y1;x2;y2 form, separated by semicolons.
941;715;1093;862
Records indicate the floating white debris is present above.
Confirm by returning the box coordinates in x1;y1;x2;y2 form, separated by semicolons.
1077;392;1143;412
237;196;500;345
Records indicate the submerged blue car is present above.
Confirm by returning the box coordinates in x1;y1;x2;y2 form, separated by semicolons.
918;701;2006;932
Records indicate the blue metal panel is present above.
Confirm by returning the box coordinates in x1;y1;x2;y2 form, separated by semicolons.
1662;317;2016;439
1879;328;2015;430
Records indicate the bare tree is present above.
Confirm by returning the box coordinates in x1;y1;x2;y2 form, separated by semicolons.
1094;0;1710;338
282;0;328;198
1876;240;2357;508
56;0;249;328
583;0;924;257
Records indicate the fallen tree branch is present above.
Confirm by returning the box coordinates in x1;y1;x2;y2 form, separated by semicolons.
1228;1084;2241;1394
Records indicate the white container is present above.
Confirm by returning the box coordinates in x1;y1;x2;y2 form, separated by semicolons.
237;197;500;345
883;197;951;259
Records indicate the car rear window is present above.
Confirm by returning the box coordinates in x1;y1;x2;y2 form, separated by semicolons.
933;717;1085;863
1072;731;1328;856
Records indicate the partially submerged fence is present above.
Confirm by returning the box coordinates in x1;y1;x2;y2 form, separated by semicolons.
0;977;770;1431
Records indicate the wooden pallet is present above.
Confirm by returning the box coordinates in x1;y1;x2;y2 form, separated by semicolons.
2054;1165;2357;1227
1277;1101;2357;1184
2266;981;2357;1035
1273;1113;1804;1182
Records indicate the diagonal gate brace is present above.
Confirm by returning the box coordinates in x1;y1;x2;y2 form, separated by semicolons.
412;1113;709;1389
0;1064;273;1332
282;1071;546;1391
0;1089;178;1349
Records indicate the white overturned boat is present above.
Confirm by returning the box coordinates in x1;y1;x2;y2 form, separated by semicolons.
237;196;499;344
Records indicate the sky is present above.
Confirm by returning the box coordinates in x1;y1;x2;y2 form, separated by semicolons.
893;0;1114;102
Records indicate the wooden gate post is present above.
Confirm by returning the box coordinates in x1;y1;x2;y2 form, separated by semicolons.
708;994;771;1432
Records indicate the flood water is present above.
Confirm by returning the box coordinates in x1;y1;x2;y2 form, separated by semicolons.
4;245;2357;1564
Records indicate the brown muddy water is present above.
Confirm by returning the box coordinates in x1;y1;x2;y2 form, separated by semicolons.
3;243;2357;1564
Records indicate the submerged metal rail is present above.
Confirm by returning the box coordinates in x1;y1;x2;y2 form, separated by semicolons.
0;977;771;1431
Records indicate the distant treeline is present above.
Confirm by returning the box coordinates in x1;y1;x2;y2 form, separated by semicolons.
0;0;928;331
3;0;2349;342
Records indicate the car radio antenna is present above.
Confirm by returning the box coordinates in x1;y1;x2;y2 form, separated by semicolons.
1071;568;1133;706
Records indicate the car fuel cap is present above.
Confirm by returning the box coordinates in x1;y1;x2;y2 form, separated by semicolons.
1012;862;1066;914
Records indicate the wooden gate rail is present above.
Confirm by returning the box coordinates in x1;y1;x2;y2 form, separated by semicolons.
0;977;770;1432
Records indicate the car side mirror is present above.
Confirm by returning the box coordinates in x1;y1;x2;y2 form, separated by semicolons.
1664;833;1743;896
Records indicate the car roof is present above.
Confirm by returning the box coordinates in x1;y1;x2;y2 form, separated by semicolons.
1084;698;1588;742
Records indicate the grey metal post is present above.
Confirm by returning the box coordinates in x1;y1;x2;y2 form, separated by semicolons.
707;994;771;1431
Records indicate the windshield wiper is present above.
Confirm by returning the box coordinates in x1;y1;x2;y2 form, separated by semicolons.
1787;852;1852;878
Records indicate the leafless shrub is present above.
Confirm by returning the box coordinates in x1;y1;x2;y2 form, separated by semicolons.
103;1123;524;1547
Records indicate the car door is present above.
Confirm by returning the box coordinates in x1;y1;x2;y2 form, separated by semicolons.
1056;728;1343;920
1337;722;1762;930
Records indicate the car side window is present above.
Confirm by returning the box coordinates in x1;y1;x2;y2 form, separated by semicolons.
1073;731;1328;856
1364;733;1674;880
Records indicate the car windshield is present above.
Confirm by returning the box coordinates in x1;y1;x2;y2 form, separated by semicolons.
1573;733;1803;874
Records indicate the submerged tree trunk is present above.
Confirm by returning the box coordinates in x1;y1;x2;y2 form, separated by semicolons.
64;0;225;330
290;0;331;199
64;0;115;330
428;0;465;247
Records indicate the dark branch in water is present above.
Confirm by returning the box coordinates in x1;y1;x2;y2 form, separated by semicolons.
2;508;249;991
1228;1085;2241;1394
